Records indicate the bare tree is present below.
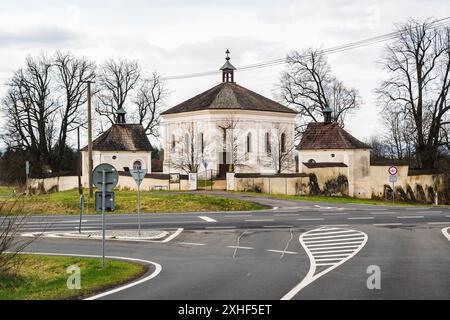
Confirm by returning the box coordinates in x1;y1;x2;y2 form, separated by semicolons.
0;200;35;276
135;71;166;137
217;114;245;172
271;124;295;174
96;58;140;125
168;123;202;173
377;18;450;169
2;54;56;174
54;51;95;170
279;48;360;136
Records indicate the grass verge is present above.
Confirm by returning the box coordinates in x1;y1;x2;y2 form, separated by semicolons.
232;191;438;206
0;254;145;300
1;188;267;215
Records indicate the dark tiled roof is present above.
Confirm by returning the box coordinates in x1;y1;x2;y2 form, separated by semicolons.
81;124;153;152
303;162;348;168
297;122;370;150
370;160;409;166
161;82;296;115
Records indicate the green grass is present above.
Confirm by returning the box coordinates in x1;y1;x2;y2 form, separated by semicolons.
0;254;145;300
232;191;436;206
1;188;266;215
0;186;15;197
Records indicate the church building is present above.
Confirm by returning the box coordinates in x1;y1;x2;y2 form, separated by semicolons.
81;107;153;186
161;50;297;176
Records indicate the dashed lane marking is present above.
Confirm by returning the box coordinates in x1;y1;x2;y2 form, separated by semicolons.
198;216;217;222
397;216;424;219
267;249;298;255
347;217;374;220
442;227;450;242
373;223;402;226
428;222;450;225
227;245;254;250
281;226;367;300
224;215;252;218
297;218;324;221
245;219;274;222
179;242;205;246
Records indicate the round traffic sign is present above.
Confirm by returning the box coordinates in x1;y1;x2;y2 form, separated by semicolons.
92;163;118;191
388;166;398;176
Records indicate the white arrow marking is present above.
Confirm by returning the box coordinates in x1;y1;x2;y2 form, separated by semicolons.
442;227;450;242
198;216;217;222
281;226;367;300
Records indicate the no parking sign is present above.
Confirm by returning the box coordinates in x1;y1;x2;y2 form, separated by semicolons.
388;166;398;176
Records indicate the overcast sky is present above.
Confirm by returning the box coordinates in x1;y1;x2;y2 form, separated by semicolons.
0;0;448;148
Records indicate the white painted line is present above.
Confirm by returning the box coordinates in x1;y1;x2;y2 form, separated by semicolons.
446;215;450;218
303;237;366;245
267;249;298;255
205;226;236;229
397;216;424;219
442;227;450;242
275;213;300;217
198;216;217;223
302;230;357;237
263;225;294;228
415;211;442;214
428;222;450;225
319;224;349;227
245;219;274;222
303;233;366;240
313;253;350;258
309;248;358;254
224;214;252;218
323;213;349;216
227;245;254;250
16;252;162;300
160;228;184;243
297;218;324;221
373;223;402;226
347;217;374;220
307;242;364;249
305;238;363;248
281;227;367;300
314;257;344;262
179;242;205;246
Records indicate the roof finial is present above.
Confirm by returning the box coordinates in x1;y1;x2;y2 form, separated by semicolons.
225;49;230;61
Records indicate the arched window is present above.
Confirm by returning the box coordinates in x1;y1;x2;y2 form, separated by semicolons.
246;132;252;153
133;160;142;170
265;132;271;154
171;135;176;151
281;133;286;153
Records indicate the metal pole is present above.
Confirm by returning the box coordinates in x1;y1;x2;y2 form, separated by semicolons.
86;81;95;198
79;194;84;233
102;170;106;269
138;179;141;236
392;181;395;205
77;126;82;195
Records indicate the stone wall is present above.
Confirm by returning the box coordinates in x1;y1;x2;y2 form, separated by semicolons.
234;173;310;196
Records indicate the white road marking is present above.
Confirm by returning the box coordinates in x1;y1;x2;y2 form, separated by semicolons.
428;222;450;225
441;227;450;242
313;253;351;258
245;219;274;222
302;230;357;237
297;218;324;221
373;223;402;226
205;226;236;229
415;211;442;214
198;216;217;222
281;226;367;300
263;225;294;228
224;214;252;218
160;228;184;243
309;248;358;254
320;224;349;227
267;249;298;255
303;233;366;240
15;252;162;300
228;245;254;250
307;242;364;249
303;237;365;245
347;217;374;220
397;216;424;219
275;213;300;217
323;213;349;216
179;242;205;246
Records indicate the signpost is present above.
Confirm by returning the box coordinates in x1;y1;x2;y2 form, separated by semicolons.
92;163;118;268
78;194;84;234
130;169;147;236
388;166;398;204
202;159;208;190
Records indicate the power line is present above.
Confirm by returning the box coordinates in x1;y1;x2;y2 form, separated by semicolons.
162;17;450;80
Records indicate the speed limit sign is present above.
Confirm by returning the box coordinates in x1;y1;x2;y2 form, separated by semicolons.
388;166;398;175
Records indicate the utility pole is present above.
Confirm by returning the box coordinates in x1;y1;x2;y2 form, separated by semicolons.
84;80;95;198
77;126;82;195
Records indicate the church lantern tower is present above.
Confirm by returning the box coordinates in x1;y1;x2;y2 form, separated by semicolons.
220;49;236;83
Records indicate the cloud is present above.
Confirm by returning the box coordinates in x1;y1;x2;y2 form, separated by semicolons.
0;26;80;48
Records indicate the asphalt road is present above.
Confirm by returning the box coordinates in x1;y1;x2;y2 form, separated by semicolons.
10;192;450;299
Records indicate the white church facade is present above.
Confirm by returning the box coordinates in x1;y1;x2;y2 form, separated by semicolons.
161;51;297;176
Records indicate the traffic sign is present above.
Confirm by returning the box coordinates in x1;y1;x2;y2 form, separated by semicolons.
388;166;398;176
130;169;147;186
92;163;118;191
389;175;397;183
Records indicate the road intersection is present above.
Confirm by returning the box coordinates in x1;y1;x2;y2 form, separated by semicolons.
12;192;450;300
